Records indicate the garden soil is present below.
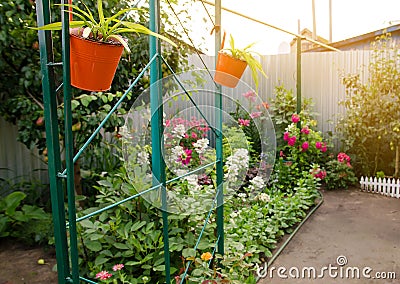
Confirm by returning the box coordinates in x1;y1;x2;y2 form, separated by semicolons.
0;187;399;284
258;187;400;284
0;240;57;284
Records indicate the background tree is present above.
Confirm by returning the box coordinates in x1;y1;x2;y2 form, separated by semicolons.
338;33;400;177
0;0;198;194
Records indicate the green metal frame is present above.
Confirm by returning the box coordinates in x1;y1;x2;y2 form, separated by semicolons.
35;0;225;283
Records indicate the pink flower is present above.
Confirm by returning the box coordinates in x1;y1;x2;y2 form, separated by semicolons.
191;132;197;139
315;141;322;149
250;112;262;119
301;141;309;151
165;120;170;127
178;149;192;165
280;150;284;157
315;170;327;180
310;167;326;180
184;133;189;139
242;91;256;102
288;136;297;146
238;118;250;126
291;114;300;123
301;127;310;135
337;152;351;163
321;145;327;152
96;271;112;280
112;264;124;271
283;132;290;141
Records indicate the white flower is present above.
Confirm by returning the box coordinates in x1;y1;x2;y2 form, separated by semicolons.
237;192;247;202
176;169;188;176
230;211;238;218
171;145;184;164
172;124;186;138
225;148;249;182
256;193;271;203
193;138;209;154
137;151;149;165
184;174;202;191
248;176;266;191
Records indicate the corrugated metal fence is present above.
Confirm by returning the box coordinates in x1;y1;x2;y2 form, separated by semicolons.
0;50;372;183
0;116;49;184
189;50;371;134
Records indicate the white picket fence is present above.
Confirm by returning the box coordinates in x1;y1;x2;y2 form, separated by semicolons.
360;176;400;198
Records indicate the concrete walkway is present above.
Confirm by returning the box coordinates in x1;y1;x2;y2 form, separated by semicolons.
257;188;400;284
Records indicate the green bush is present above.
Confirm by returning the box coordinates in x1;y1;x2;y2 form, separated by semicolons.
0;191;53;245
337;33;400;177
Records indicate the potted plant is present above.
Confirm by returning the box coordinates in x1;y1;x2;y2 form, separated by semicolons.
33;0;176;92
214;34;267;89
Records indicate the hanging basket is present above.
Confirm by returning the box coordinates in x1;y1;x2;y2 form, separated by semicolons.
70;34;124;92
214;51;248;88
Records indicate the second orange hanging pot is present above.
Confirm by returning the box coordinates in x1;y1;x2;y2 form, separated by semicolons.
214;51;248;88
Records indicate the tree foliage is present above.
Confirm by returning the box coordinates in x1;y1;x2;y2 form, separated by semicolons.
0;0;194;153
337;33;400;177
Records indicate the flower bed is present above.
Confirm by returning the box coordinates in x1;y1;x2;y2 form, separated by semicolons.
74;87;357;283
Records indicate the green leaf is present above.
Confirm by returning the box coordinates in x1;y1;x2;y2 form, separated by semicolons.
2;192;26;216
84;240;102;252
131;220;146;232
113;242;129;250
182;248;196;258
95;255;109;266
153;264;165;271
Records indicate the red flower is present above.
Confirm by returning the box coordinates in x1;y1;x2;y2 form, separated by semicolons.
301;141;309;151
301;127;310;134
96;271;112;280
112;264;124;271
283;132;290;141
288;136;297;146
291;114;300;123
242;91;256;102
178;149;192;165
238;118;250;126
315;141;322;149
250;111;262;119
337;152;351;163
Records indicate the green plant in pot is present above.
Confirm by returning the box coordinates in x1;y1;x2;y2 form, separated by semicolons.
33;0;176;92
214;34;267;90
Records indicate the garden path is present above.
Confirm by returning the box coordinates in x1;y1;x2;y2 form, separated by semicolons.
257;187;400;284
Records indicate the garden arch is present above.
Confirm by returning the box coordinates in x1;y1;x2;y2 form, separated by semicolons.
35;1;336;283
35;0;226;282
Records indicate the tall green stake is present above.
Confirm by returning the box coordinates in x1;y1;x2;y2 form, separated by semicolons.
61;0;80;282
215;0;224;256
149;0;170;283
296;37;302;116
35;0;70;282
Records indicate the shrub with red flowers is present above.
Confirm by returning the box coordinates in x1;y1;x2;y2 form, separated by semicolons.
280;114;330;172
323;152;358;189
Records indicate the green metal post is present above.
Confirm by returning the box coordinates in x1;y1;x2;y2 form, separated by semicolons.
35;0;70;282
296;37;302;115
149;0;170;283
214;0;224;256
61;0;79;282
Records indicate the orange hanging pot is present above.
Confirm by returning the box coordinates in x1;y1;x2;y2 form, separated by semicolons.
70;34;124;92
214;51;248;88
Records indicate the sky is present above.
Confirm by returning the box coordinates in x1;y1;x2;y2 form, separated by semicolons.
186;0;400;55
